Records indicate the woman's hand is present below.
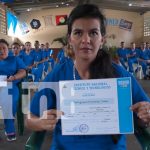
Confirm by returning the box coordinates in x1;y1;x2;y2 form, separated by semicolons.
131;101;150;124
7;75;16;82
39;109;63;131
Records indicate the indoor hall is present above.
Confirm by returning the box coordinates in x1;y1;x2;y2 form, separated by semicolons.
0;0;150;150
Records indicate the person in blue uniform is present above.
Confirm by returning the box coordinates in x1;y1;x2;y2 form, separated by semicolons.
49;55;55;70
32;40;44;82
11;42;21;57
138;42;150;79
117;41;128;70
56;46;65;63
20;41;35;81
146;42;150;51
42;43;51;74
127;42;139;73
26;4;150;150
0;39;26;141
45;42;53;57
20;42;34;69
45;42;55;71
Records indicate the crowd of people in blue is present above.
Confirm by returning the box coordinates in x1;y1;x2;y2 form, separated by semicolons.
0;39;65;141
9;40;64;82
117;41;150;79
0;3;150;150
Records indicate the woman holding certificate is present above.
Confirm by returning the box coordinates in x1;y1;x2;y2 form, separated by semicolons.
26;4;150;150
0;39;26;141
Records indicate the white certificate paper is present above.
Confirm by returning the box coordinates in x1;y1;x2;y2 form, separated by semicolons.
59;77;133;135
0;75;7;87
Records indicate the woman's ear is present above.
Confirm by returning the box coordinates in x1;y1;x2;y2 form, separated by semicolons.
101;36;106;44
100;36;106;48
67;34;71;45
99;37;105;49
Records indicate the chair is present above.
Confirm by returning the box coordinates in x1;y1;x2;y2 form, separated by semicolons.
25;131;46;150
28;73;35;82
17;81;31;135
134;118;150;150
134;64;143;79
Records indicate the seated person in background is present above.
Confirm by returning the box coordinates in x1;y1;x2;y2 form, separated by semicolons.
20;44;25;51
138;42;150;79
43;43;52;74
0;39;26;141
20;41;35;81
56;45;65;63
146;42;150;51
40;44;45;51
58;44;75;64
117;41;128;70
146;42;150;59
45;42;55;71
48;54;55;70
32;40;45;82
11;42;21;57
127;42;139;74
26;4;150;150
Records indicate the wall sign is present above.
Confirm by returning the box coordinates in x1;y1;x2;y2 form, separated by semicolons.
119;19;133;31
30;19;41;29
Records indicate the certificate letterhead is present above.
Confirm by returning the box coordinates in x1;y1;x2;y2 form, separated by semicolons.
59;77;133;135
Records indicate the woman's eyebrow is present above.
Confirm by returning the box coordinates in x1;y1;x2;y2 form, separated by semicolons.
90;28;100;31
72;28;82;31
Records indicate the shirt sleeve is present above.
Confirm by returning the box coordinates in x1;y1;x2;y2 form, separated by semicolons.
30;87;56;117
30;70;58;117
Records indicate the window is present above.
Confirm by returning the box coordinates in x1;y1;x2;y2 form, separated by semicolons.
144;18;150;37
0;5;7;34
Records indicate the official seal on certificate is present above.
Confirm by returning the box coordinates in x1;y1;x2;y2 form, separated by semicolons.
79;124;89;133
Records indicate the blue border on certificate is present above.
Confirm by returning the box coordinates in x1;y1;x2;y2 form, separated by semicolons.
117;77;133;133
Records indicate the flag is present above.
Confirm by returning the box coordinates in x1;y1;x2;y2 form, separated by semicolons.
55;15;67;26
43;15;54;27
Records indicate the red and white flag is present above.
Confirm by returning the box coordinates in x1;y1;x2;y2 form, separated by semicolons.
55;15;67;26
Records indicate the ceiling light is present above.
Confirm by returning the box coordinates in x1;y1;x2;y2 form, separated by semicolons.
66;3;69;6
27;8;32;12
56;5;59;8
129;3;132;6
61;2;64;5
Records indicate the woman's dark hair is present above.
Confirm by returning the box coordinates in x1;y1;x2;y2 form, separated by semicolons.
67;4;106;36
89;49;116;79
0;39;9;47
68;4;116;79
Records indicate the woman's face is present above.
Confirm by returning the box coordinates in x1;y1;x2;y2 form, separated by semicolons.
69;18;104;62
0;42;8;60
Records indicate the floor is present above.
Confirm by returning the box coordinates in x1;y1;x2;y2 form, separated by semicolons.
0;79;149;150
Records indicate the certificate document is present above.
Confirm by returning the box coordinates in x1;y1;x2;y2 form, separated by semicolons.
59;77;133;135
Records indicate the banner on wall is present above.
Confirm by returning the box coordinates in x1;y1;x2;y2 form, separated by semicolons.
7;11;29;36
55;15;67;26
43;15;54;26
119;19;133;31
